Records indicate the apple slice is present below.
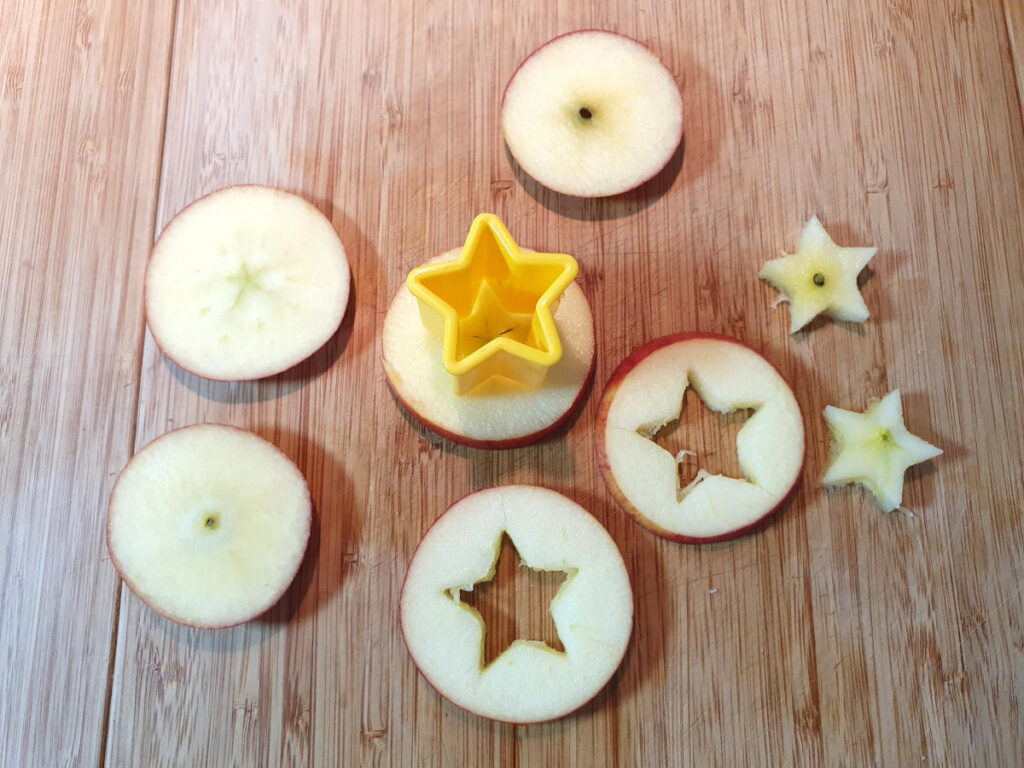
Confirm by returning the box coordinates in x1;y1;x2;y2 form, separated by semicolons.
502;30;683;197
382;249;595;448
145;185;351;381
107;424;312;628
596;333;804;542
822;389;942;512
400;486;633;723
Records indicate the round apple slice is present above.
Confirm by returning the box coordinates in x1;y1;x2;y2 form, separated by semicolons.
145;185;350;381
502;30;683;197
596;333;804;543
382;250;595;448
107;424;312;628
400;486;633;723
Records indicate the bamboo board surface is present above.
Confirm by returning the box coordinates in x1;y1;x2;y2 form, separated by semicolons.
2;0;1023;765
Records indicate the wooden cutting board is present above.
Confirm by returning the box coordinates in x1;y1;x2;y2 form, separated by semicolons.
2;0;1023;764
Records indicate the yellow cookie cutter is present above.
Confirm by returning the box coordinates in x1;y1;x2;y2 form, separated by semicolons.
406;213;578;395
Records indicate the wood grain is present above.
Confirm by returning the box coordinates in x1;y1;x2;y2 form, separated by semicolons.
2;0;1022;765
0;1;175;764
1007;0;1024;115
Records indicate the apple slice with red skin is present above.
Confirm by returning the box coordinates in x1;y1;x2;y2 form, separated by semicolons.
145;185;351;381
596;333;805;543
400;486;633;724
502;30;683;197
382;250;595;449
107;424;312;628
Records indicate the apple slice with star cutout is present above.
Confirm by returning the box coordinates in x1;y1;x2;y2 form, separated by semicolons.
382;249;595;448
822;389;942;512
502;30;683;197
596;333;805;543
146;185;351;380
107;424;312;628
400;486;633;723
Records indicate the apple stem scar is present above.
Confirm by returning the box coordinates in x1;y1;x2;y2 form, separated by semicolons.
812;273;826;287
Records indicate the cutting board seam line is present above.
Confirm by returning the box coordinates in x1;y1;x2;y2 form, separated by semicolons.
1003;0;1024;126
98;0;182;765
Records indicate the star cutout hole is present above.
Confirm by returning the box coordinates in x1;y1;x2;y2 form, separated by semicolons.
644;382;756;498
449;533;570;668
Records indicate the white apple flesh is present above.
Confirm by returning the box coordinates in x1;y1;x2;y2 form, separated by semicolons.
502;30;683;197
107;424;312;628
822;389;942;512
382;250;595;448
759;216;877;334
145;185;351;381
400;486;633;723
597;333;805;542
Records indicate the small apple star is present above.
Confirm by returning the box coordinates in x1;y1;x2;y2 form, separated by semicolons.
821;390;942;512
760;216;877;333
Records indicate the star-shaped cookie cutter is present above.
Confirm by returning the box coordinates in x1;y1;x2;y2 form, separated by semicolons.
406;213;578;394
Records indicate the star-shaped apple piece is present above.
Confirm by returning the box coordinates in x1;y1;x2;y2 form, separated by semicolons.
822;389;942;512
760;216;876;333
451;533;568;668
406;213;578;393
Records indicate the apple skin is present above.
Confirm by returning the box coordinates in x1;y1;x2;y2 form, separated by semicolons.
144;184;350;382
595;332;804;544
398;486;631;724
501;29;684;198
384;349;595;451
106;424;313;629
